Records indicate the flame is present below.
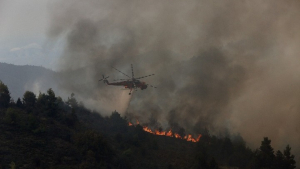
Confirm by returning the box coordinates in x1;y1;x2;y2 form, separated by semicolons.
186;134;193;142
128;121;201;142
196;135;201;142
166;130;172;137
155;130;166;135
143;126;154;134
174;133;182;139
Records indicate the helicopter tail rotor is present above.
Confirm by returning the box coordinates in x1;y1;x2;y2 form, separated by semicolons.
99;75;109;83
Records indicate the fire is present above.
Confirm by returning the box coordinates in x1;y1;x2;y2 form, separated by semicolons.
196;135;201;142
174;133;182;139
128;121;201;142
143;126;154;134
155;130;166;135
166;130;172;137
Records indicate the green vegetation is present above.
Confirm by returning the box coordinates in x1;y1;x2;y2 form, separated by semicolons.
0;81;11;108
0;80;296;169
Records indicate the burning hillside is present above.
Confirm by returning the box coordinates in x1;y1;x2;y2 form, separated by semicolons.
128;121;201;142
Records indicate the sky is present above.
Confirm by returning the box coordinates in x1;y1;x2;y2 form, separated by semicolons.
0;0;61;69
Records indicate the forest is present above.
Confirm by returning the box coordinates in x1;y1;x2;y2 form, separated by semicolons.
0;80;296;169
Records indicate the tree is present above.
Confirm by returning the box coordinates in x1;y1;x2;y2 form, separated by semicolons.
36;89;59;117
274;145;296;169
9;98;15;107
16;98;23;108
56;96;65;109
257;137;275;168
195;143;209;169
37;92;47;109
275;150;285;169
110;111;127;132
47;88;56;102
4;108;18;125
74;131;114;163
0;81;11;108
221;137;234;157
23;91;37;108
66;93;78;108
283;145;296;169
63;108;78;127
45;88;58;117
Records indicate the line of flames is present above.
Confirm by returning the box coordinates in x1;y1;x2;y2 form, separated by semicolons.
128;122;201;142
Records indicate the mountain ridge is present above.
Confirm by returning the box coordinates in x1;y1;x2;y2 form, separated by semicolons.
0;62;56;100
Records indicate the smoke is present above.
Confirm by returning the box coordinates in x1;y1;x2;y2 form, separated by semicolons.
48;0;300;162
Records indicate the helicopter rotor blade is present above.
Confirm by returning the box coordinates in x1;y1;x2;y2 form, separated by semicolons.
113;79;130;81
131;64;134;79
135;74;155;80
112;66;131;78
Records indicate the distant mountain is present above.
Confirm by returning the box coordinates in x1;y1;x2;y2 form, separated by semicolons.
0;62;57;100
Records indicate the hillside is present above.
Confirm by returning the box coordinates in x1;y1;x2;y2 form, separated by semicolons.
0;62;57;100
0;80;297;169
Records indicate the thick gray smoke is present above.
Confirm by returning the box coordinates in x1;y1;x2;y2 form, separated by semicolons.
48;0;300;162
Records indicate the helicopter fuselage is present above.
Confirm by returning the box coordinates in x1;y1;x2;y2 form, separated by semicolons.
99;64;155;95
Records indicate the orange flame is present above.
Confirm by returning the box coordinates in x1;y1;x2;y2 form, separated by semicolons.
166;130;172;137
155;130;166;135
174;133;182;139
196;135;202;142
143;126;154;134
186;134;193;142
128;121;201;142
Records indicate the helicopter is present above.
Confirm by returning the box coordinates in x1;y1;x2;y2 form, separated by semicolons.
99;64;156;95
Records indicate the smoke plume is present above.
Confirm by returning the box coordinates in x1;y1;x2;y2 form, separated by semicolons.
48;0;300;162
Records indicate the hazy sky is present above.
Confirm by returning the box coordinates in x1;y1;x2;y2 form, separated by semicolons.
0;0;60;69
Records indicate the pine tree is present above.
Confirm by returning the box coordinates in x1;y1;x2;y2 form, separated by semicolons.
257;137;275;168
23;91;37;108
66;93;78;108
46;88;58;117
16;98;23;108
283;145;296;169
0;81;11;108
275;150;285;169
